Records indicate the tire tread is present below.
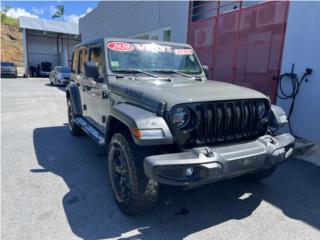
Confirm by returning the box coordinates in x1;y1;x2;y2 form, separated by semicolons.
108;132;158;215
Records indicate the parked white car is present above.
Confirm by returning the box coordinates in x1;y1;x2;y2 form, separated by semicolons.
49;66;71;85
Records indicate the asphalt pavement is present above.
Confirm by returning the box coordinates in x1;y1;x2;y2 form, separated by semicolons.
2;77;320;240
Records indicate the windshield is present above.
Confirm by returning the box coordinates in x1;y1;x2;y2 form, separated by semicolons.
107;41;202;74
1;62;14;67
57;67;70;73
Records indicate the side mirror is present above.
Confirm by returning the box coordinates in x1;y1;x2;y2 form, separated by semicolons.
84;61;100;79
202;65;209;78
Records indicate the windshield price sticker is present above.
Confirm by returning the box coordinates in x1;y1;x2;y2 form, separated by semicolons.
174;49;193;55
111;61;119;67
133;43;173;53
107;42;135;51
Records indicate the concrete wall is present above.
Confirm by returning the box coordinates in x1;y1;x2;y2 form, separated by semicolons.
79;1;189;43
277;1;320;143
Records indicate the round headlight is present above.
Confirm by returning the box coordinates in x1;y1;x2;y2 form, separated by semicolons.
257;102;267;118
173;107;190;128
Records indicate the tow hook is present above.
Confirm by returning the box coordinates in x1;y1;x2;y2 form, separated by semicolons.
202;148;215;157
193;147;215;158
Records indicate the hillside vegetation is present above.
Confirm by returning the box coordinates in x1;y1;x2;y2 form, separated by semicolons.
1;13;24;67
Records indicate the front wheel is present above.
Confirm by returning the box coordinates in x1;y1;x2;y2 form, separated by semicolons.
108;132;159;215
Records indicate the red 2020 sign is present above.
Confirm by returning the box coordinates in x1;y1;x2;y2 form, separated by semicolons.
107;42;135;52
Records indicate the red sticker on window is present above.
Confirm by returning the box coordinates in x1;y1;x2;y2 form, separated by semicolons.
107;42;135;51
174;49;193;55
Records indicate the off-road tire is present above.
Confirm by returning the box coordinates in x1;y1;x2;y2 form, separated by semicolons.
241;167;276;181
67;99;83;136
108;132;159;215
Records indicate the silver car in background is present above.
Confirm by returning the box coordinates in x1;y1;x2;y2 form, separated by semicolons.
1;62;17;78
49;66;71;85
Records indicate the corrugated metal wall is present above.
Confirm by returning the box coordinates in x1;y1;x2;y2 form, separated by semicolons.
26;30;80;69
27;34;58;67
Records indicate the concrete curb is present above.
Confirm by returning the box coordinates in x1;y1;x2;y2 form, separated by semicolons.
293;138;315;154
292;138;320;167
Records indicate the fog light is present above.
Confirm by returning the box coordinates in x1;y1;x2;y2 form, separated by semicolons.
185;167;194;177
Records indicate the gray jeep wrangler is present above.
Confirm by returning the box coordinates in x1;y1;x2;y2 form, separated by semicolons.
66;38;294;215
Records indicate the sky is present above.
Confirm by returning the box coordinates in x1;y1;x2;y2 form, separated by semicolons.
1;1;100;24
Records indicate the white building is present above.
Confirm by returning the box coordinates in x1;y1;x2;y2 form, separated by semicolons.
80;1;320;143
19;16;81;76
79;1;189;43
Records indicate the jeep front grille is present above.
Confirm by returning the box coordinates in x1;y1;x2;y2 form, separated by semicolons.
170;99;270;147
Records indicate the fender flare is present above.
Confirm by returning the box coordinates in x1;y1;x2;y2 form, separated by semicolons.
270;105;288;129
66;82;82;116
107;103;173;146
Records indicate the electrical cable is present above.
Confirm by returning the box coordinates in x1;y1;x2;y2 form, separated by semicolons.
277;67;312;135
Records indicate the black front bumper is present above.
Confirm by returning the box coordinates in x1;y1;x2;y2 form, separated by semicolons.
144;134;295;186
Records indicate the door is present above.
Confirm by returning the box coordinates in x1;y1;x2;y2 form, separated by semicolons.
71;48;86;105
78;47;91;120
83;45;107;132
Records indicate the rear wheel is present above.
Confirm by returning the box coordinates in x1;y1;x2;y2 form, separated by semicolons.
108;132;159;215
67;99;83;136
241;167;276;181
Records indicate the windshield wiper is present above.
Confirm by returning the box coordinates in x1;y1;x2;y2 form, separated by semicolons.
151;69;193;78
113;69;158;78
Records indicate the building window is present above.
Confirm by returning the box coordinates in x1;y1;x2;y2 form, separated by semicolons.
190;1;218;22
163;29;171;41
242;1;264;8
131;27;171;41
219;1;240;14
151;35;159;40
135;34;149;40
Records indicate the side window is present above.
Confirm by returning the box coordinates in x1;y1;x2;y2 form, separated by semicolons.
89;46;104;78
78;48;88;74
71;49;79;73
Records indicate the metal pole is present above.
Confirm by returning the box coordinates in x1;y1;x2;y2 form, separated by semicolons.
22;28;28;77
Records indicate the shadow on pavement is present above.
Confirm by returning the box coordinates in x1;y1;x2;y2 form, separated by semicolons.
33;126;320;240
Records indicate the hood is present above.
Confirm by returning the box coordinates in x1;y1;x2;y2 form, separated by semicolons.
109;77;268;110
58;72;70;77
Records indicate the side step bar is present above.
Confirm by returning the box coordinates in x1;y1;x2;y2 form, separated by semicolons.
74;117;105;145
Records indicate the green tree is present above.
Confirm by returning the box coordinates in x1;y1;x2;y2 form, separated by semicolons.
51;4;64;20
